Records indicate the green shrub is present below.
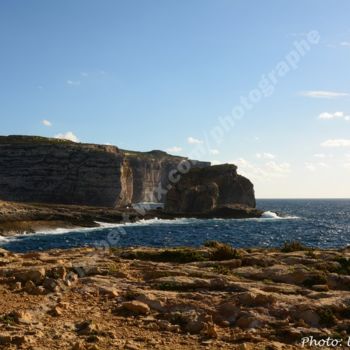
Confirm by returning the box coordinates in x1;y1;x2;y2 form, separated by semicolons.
210;243;241;260
204;240;222;248
281;240;308;253
335;257;350;275
120;248;208;263
303;273;327;287
318;308;336;326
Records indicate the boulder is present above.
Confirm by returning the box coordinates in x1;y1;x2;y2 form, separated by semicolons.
164;164;256;214
14;267;46;285
121;301;150;315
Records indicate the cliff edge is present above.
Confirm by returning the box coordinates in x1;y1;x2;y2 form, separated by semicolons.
0;135;209;208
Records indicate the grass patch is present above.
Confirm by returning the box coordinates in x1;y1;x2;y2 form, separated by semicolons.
318;308;336;326
303;273;327;288
119;248;208;263
210;243;241;260
334;257;350;275
0;314;16;326
280;240;309;253
118;242;240;263
212;265;231;275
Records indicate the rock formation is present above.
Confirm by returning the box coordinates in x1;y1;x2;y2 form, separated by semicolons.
164;164;256;213
0;136;209;208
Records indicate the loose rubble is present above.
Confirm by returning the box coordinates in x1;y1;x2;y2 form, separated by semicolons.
0;244;349;349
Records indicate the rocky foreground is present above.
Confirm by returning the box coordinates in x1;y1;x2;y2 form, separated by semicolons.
0;242;350;349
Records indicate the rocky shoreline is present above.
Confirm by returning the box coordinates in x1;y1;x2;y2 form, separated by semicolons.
0;200;262;237
0;243;350;349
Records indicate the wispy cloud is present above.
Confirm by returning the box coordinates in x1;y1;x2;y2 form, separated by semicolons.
166;146;182;154
301;90;350;98
80;72;89;77
340;41;350;47
318;111;350;120
42;119;52;127
187;136;203;145
209;149;220;155
233;158;291;182
256;152;275;160
54;131;79;143
314;153;333;159
305;162;328;172
321;139;350;148
67;80;81;86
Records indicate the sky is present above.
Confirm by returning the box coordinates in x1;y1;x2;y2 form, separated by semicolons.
0;0;350;198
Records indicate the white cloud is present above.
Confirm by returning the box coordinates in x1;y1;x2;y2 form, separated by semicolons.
42;119;52;127
81;72;89;77
265;161;290;174
305;162;329;171
54;131;79;143
209;149;220;155
67;80;81;86
340;41;350;47
301;90;350;98
233;158;291;182
256;152;275;160
314;153;326;158
305;163;317;172
321;139;350;148
318;111;350;120
187;136;203;144
166;146;182;154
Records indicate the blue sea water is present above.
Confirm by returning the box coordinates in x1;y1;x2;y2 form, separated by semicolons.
1;199;349;252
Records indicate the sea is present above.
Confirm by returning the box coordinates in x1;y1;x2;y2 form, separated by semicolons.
1;199;349;253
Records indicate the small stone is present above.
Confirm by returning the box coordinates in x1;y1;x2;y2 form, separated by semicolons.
121;301;150;315
11;281;22;291
236;314;261;329
99;286;118;298
72;342;86;350
50;306;63;317
204;323;218;338
124;341;139;350
312;284;329;292
48;266;67;280
76;320;98;335
43;277;60;292
11;310;33;324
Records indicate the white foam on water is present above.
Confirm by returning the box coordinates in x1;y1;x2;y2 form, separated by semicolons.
261;211;299;220
0;213;300;244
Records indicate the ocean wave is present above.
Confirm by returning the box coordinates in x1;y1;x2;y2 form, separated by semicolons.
261;211;299;220
0;214;300;243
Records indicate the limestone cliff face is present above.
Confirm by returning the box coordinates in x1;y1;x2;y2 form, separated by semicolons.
0;136;209;207
164;164;256;213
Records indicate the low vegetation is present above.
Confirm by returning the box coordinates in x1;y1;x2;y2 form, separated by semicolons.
117;241;241;263
280;240;310;253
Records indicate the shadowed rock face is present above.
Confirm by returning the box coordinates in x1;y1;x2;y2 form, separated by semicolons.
164;164;256;213
0;136;209;207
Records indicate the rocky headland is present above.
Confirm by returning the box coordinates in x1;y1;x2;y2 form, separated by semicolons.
0;135;261;235
0;135;209;207
0;243;350;349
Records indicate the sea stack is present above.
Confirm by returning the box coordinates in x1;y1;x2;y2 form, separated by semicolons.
164;164;256;214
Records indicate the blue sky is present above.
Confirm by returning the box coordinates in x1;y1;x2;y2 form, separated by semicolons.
1;0;350;198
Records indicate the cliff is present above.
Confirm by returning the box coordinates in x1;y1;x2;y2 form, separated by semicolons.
164;164;256;213
0;135;209;208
